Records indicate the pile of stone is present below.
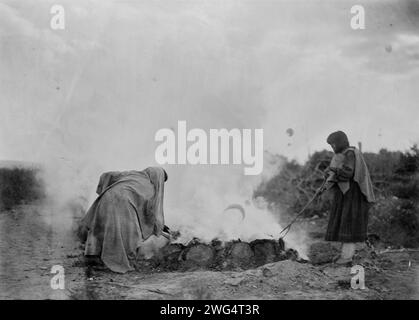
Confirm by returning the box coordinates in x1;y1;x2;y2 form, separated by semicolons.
137;238;303;272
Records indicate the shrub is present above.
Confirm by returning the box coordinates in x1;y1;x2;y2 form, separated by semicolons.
0;167;45;210
369;198;419;248
254;150;333;218
390;179;419;200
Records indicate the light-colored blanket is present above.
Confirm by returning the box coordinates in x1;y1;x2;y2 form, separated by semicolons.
331;147;376;203
80;167;167;273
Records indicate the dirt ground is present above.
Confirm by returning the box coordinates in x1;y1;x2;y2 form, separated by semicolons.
1;204;418;300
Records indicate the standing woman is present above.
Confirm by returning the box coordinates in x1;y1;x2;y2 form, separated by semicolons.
323;131;375;265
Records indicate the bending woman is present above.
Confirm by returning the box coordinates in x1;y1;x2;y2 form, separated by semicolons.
78;167;168;273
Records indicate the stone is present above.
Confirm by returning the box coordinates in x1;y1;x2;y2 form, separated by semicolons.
184;244;215;267
308;241;341;265
227;242;254;265
250;239;281;265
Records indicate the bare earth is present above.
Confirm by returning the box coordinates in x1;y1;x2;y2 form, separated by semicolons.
1;205;418;300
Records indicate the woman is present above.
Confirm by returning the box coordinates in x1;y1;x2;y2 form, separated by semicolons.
322;131;375;265
78;167;169;273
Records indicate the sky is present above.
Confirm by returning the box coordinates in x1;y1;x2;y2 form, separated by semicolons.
1;0;419;166
1;0;419;243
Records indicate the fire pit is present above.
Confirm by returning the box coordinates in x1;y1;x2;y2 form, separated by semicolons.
135;237;303;272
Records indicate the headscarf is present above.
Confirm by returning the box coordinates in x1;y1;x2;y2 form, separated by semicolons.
327;131;350;153
143;167;166;237
96;171;123;194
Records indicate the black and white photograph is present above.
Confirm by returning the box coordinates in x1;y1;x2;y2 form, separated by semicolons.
1;0;419;305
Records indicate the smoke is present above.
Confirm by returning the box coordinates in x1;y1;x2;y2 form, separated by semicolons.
164;152;275;241
160;152;309;258
0;0;320;258
35;137;310;258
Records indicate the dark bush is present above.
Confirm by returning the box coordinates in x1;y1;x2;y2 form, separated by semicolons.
369;198;419;248
368;145;419;247
0;167;45;210
389;179;419;199
254;150;334;218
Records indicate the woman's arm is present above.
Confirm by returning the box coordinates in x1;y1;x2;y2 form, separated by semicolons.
334;150;355;181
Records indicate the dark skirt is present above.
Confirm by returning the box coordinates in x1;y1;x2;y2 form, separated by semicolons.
325;180;370;243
